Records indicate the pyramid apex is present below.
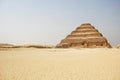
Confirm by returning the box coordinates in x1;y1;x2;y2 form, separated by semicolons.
81;23;91;26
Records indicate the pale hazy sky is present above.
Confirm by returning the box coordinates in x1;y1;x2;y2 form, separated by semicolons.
0;0;120;46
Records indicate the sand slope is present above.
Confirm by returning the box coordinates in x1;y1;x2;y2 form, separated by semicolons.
0;48;120;80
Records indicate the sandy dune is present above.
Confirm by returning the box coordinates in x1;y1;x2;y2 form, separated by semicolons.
0;48;120;80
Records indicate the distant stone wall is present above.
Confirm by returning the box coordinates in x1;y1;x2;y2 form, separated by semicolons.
0;43;14;48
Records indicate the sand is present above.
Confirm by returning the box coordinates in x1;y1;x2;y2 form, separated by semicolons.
0;48;120;80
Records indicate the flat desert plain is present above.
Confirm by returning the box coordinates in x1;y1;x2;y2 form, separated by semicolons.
0;48;120;80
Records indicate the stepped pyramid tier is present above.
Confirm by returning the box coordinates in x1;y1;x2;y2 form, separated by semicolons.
56;23;111;48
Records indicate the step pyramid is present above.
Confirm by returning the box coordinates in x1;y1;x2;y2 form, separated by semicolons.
56;23;111;48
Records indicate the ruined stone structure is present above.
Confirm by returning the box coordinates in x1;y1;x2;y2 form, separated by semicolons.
56;23;111;48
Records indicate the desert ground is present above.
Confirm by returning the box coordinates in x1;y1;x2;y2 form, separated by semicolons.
0;48;120;80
